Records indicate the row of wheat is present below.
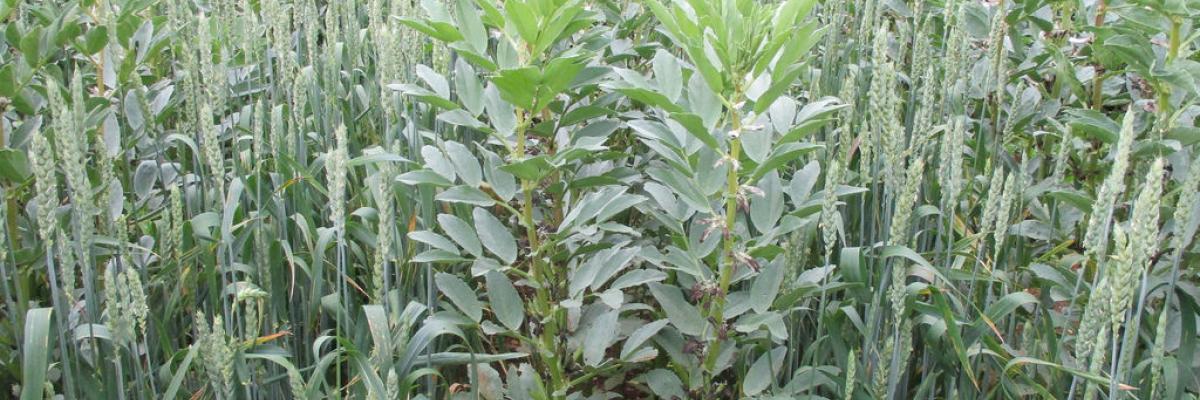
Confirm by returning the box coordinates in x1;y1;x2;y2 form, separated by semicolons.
0;0;1197;399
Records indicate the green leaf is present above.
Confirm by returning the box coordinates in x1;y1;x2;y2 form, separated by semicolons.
1003;357;1130;389
393;16;465;43
1066;109;1119;144
1103;34;1154;75
397;316;464;373
482;150;518;201
628;119;683;148
397;169;454;187
485;271;524;331
471;0;505;28
20;26;42;67
162;345;198;400
742;125;772;164
688;72;722;129
423;145;458;181
437;109;489;131
408;230;460;254
511;363;549;400
749;259;785;314
670;112;722;151
435;185;495;206
388;83;460;110
1044;188;1093;212
1168;126;1200;147
425;352;529;368
491;67;541;110
413;249;471;263
647;166;712;214
474;364;505;399
878;245;933;270
750;142;823;183
0;148;31;182
561;105;613;126
504;0;540;46
639;369;686;399
438;214;483;258
753;64;805;114
473;208;517;264
611;269;668;290
620;319;668;360
983;291;1038;326
453;0;487;53
653;49;683;102
541;55;588;96
0;64;16;97
444;141;483;187
349;348;389;400
451;43;498;72
787;160;821;202
608;86;684;113
348;152;413;168
588;245;643;288
582;307;619;366
570;246;633;296
124;90;145;131
648;282;707;336
533;0;586;55
82;26;108;55
750;172;785;233
734;311;789;340
20;308;52;400
559;187;639;233
133;161;159;199
689;42;727;95
778;97;845;143
771;23;824;74
484;84;517;136
1154;62;1198;98
435;272;483;322
221;179;244;243
500;155;554;181
417;65;452;98
454;62;485;115
930;287;979;389
744;347;787;396
773;0;818;35
362;305;393;359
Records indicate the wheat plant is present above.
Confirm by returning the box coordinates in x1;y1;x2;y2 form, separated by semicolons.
0;0;1198;399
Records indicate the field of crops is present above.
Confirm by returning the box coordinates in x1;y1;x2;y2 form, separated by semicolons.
0;0;1198;398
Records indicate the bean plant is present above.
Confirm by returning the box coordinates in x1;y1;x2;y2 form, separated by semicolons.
0;0;1198;399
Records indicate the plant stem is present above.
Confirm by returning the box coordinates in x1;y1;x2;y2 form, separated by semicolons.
3;104;21;255
514;108;566;397
718;137;742;299
1090;0;1107;110
45;244;79;399
1157;16;1182;116
514;110;541;270
1168;17;1181;62
5;195;18;258
705;101;742;374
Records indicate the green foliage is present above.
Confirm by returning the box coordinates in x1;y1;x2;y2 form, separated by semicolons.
1;0;1199;399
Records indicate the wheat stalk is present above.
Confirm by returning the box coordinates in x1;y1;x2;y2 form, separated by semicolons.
1083;108;1137;262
